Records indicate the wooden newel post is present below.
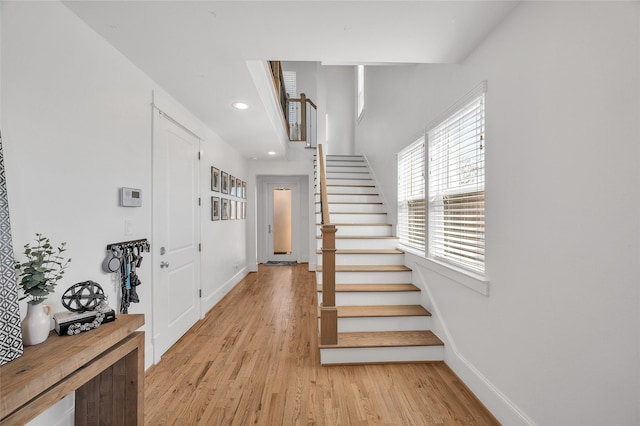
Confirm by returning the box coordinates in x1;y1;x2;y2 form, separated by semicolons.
300;93;307;142
320;224;338;345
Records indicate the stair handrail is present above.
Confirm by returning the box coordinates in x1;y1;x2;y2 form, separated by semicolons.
268;61;317;147
318;144;337;345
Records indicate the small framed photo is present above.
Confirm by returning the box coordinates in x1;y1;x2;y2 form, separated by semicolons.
230;175;236;197
236;178;242;198
221;198;229;220
211;167;220;192
241;201;246;219
230;200;236;220
211;197;220;221
221;171;229;194
242;181;247;199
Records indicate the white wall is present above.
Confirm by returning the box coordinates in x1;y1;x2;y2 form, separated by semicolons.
323;65;356;155
2;2;247;422
356;2;640;425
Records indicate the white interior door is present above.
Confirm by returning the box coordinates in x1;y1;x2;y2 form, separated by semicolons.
152;111;201;362
266;181;299;262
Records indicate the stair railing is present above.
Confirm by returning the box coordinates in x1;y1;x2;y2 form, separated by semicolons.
288;94;317;148
318;144;337;345
269;61;317;148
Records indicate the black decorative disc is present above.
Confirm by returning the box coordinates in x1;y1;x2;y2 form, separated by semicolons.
61;281;106;312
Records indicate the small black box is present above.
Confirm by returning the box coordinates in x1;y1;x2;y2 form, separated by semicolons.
53;309;116;336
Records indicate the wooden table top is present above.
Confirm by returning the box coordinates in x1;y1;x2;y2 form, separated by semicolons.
0;314;144;418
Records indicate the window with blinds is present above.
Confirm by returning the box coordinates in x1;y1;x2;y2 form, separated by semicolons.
283;71;297;125
357;65;365;119
427;92;485;273
398;138;426;251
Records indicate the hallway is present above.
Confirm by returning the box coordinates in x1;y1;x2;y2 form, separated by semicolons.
144;264;497;425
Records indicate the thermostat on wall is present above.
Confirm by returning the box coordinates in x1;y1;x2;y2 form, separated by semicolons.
120;187;142;207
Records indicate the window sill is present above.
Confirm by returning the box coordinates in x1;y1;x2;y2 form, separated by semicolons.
402;249;490;296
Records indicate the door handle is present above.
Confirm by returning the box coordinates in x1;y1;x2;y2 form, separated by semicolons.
160;261;170;269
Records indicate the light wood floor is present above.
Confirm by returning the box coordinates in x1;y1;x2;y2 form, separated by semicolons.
144;264;499;425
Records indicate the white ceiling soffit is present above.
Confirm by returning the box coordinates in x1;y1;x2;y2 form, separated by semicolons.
63;1;519;159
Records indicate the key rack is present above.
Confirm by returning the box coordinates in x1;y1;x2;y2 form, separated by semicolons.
106;238;150;252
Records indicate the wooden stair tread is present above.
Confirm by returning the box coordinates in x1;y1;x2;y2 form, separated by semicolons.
316;235;398;239
320;212;387;215
317;283;419;292
326;178;373;180
315;249;403;254
318;305;431;318
315;223;391;227
326;184;376;188
319;330;443;349
315;201;383;205
315;193;380;196
317;265;411;272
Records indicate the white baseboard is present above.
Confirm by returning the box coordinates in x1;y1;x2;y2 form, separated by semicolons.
411;264;536;426
201;266;249;315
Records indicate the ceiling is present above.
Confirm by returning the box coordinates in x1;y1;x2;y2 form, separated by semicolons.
63;1;519;160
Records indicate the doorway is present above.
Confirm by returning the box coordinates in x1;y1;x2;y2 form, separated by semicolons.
257;175;308;264
267;182;298;262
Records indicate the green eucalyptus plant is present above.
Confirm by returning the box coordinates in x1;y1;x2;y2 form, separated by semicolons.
15;233;71;305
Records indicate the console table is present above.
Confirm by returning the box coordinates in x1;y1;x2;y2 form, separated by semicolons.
0;314;144;425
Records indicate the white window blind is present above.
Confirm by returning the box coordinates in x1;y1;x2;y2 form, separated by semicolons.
357;65;365;119
428;91;485;273
283;71;297;125
398;137;425;251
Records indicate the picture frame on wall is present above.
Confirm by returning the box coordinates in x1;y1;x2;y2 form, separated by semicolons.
221;198;229;220
242;181;247;199
230;200;236;220
241;201;246;219
236;177;242;198
221;171;229;194
211;196;220;221
211;167;220;192
230;175;236;197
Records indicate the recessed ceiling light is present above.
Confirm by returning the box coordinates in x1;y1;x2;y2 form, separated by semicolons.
267;151;276;156
232;102;249;110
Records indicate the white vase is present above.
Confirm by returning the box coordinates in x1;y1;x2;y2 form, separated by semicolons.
21;302;52;346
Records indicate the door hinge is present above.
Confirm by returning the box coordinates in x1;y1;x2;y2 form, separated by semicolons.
199;289;202;298
199;243;201;252
198;151;201;160
198;197;201;206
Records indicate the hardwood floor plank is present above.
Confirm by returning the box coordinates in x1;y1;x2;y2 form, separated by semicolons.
144;264;498;425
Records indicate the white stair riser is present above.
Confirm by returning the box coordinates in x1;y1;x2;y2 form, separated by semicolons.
326;166;369;173
316;194;381;203
316;238;399;250
324;186;378;195
318;291;420;306
323;161;365;168
325;178;375;185
337;225;392;236
326;156;364;162
317;253;404;266
338;316;431;332
317;271;412;284
322;203;384;213
317;213;389;224
319;345;444;365
326;173;371;180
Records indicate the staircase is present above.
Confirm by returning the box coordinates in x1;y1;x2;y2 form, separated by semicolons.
315;153;444;365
